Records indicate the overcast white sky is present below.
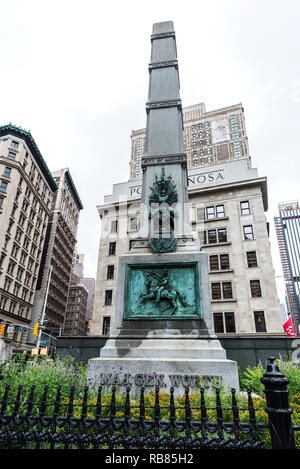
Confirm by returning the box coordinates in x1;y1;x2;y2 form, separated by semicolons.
1;0;299;305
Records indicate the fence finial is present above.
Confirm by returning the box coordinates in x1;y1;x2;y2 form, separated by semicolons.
261;356;295;449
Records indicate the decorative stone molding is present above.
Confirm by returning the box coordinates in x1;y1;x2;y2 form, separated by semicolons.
151;31;175;41
148;59;178;70
146;99;182;112
141;153;187;168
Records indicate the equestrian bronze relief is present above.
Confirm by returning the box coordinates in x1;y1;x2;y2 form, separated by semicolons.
124;263;202;320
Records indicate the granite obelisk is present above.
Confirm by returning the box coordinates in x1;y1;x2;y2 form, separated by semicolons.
88;21;239;395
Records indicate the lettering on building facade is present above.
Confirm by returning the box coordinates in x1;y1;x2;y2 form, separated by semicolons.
128;170;225;198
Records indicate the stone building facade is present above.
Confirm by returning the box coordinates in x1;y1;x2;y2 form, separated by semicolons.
80;277;95;335
29;168;83;346
92;157;283;338
62;283;88;336
63;254;95;336
0;124;57;352
130;102;249;180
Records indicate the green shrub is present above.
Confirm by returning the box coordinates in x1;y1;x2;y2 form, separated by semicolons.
240;360;300;397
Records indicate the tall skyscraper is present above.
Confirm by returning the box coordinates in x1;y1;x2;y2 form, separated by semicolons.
29;168;83;347
0;124;57;353
130;102;249;181
80;277;95;335
63;255;95;336
274;201;300;335
63;283;88;337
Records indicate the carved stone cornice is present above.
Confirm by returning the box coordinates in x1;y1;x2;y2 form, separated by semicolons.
142;153;187;168
149;59;178;70
146;99;182;112
151;31;175;41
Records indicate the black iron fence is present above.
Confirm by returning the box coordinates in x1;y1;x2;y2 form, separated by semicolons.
0;357;298;450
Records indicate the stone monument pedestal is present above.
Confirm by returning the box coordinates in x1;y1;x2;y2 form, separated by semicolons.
87;252;240;396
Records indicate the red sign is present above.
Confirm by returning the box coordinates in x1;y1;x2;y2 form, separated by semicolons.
283;317;296;337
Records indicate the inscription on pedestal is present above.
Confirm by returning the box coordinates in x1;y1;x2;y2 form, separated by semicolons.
99;372;223;389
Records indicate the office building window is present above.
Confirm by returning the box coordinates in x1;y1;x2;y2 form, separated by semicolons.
241;201;250;215
11;141;19;149
108;242;116;256
205;205;225;219
209;255;219;271
213;312;236;333
223;282;233;299
220;254;230;270
206;207;215;220
193;159;198;166
207;229;217;244
231;123;238;131
213;313;224;333
0;197;3;209
230;115;237;123
111;220;118;233
135;171;141;178
234;150;242;158
3;167;11;177
8;151;16;160
250;280;262;298
218;228;227;243
0;181;8;193
247;251;258;268
203;228;228;244
130;217;138;230
136;146;142;153
216;205;225;218
232;132;239;140
211;282;233;300
211;283;221;300
243;225;254;240
209;254;230;271
225;312;236;333
102;317;111;335
233;141;240;149
107;265;114;280
105;290;112;306
254;311;266;332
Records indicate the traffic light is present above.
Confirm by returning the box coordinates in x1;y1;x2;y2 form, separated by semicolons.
33;323;39;336
0;325;5;335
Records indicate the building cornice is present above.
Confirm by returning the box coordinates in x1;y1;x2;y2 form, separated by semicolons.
188;176;269;211
63;169;84;211
0;123;58;192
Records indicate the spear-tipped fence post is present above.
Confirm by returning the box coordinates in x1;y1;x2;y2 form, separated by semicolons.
260;356;295;449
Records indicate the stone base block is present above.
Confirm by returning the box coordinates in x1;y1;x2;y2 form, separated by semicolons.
87;337;239;397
